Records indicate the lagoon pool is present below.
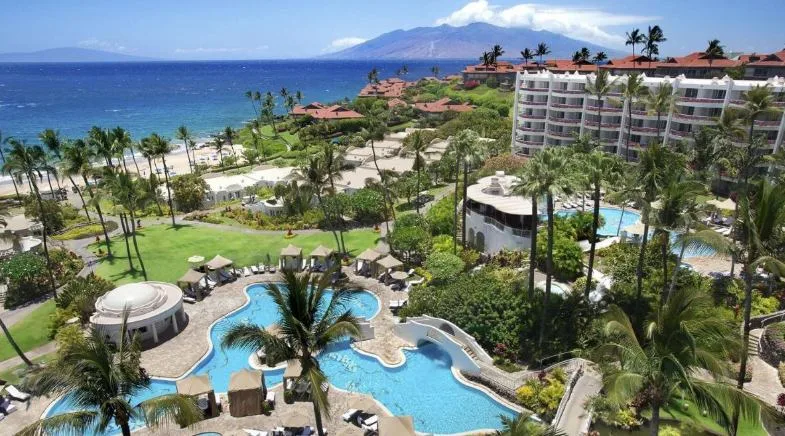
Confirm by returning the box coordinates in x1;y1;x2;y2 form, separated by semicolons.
46;284;516;435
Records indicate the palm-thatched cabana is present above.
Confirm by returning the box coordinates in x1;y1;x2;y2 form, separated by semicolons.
176;374;218;418
228;369;266;417
355;248;381;276
280;244;303;272
373;254;403;277
309;245;336;271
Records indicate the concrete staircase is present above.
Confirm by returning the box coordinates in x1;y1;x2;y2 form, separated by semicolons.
462;345;477;360
749;328;763;357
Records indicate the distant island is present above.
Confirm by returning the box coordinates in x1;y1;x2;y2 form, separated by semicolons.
322;22;622;60
0;47;157;63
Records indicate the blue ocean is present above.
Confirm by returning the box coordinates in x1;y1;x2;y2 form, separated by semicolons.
0;59;470;142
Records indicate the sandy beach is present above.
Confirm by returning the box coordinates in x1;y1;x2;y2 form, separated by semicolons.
0;142;247;197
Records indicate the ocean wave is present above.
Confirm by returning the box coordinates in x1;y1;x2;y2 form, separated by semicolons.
105;109;122;112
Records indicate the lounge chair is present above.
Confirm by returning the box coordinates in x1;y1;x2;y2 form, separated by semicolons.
183;296;197;304
251;265;259;274
265;391;276;407
243;429;269;436
5;385;30;402
268;264;276;273
243;267;252;277
206;277;218;288
407;268;415;276
0;397;17;415
342;409;359;422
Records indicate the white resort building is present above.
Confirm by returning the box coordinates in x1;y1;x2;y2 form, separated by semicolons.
512;71;785;163
464;171;535;254
90;281;186;347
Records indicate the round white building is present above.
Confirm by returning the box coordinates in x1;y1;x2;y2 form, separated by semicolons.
90;281;186;347
464;171;535;254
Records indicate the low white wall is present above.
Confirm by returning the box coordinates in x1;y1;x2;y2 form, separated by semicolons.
410;315;493;363
394;320;481;374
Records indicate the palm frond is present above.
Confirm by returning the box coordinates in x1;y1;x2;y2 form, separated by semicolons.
16;410;99;436
137;392;203;430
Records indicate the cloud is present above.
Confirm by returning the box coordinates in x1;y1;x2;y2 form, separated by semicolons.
435;1;657;47
78;38;133;53
322;37;367;53
173;46;268;54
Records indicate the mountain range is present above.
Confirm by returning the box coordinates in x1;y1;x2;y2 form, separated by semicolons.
0;47;156;63
323;23;622;60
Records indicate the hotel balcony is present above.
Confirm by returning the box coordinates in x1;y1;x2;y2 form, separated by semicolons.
584;120;622;129
754;119;783;128
587;105;622;113
676;96;725;106
669;129;693;140
547;129;577;139
518;114;546;120
548;116;582;125
517;126;545;133
520;86;550;93
672;113;716;125
551;88;586;96
550;102;583;110
520;100;548;107
630;125;661;135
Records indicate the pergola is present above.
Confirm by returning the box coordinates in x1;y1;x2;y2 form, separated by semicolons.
373;254;403;277
355;248;381;275
280;244;303;272
176;374;218;419
177;269;206;300
309;245;336;271
228;369;266;417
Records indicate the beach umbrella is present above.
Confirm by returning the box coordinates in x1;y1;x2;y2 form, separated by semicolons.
623;222;647;236
706;197;736;211
390;271;409;281
187;255;205;267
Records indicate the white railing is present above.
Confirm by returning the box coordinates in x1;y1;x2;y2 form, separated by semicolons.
552;365;584;427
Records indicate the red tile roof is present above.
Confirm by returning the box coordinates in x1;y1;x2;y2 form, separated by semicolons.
545;59;599;73
387;98;408;108
745;50;785;67
414;97;473;113
463;61;520;74
358;78;415;98
658;52;741;69
290;102;364;120
603;55;662;70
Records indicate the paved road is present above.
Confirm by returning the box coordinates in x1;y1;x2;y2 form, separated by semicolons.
0;341;57;372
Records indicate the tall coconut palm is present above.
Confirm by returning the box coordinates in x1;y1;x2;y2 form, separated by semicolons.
175;125;194;173
644;25;666;67
496;412;566;436
363;113;393;234
617;73;650;161
535;42;551;65
67;139;113;256
0;130;22;200
20;312;201;436
579;47;591;63
146;133;176;226
137;137;164;215
367;67;379;85
245;90;260;119
491;45;504;65
223;126;239;160
704;39;725;66
262;92;279;134
643;82;675;144
221;271;362;436
585;69;619;148
2;139;57;294
625;28;645;57
581;150;623;300
38;129;65;192
592;51;607;70
520;48;534;66
447;129;481;252
110;127;134;174
108;171;150;280
59;140;91;219
405;131;428;214
88;126;115;168
513;160;546;298
596;287;767;436
298;156;342;252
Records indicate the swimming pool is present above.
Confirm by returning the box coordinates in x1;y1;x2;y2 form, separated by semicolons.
45;284;516;435
557;207;715;258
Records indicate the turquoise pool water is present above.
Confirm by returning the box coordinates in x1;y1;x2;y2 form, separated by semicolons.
557;207;715;258
45;284;516;435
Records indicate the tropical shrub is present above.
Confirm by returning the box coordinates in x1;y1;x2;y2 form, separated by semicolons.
431;234;454;253
424;252;465;283
55;273;115;321
514;371;566;421
587;396;643;430
389;214;431;264
567;211;605;242
425;195;455;236
53;221;119;240
23;195;66;233
54;323;88;360
535;230;583;281
171;173;209;212
479;153;527;177
1;252;50;308
350;188;386;224
48;248;85;284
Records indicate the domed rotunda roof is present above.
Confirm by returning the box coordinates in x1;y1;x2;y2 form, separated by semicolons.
92;281;183;326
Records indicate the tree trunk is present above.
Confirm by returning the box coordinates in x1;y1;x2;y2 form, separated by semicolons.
625;99;633;162
129;211;147;281
636;220;651;300
538;193;555;348
656;112;662;144
119;419;132;436
120;213;134;271
326;174;346;254
667;222;690;302
30;178;57;297
160;154;176;226
370;139;392;241
1;149;21;201
452;154;461;254
660;231;669;303
183;140;193;173
68;175;90;220
0;318;32;366
528;195;538;298
461;161;469;249
585;183;600;300
316;191;341;254
45;171;55;197
82;174;112;257
312;397;326;436
130;146;141;175
616;204;626;236
649;399;661;436
415;168;421;214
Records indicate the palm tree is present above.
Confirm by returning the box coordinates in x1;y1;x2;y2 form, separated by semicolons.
298;156;341;252
491;45;504;65
137;137;164;215
431;65;440;78
0;316;32;366
581;150;623;300
592;51;607;70
513;160;546;298
245;90;260;118
405;131;428;214
223;126;239;160
367;67;379;85
363;113;393;234
585;69;619;148
262;92;279;134
67;139;113;256
496;412;566;436
209;135;225;167
625;28;645;57
2;140;58;294
110;127;134;174
109;171;150;280
175;125;194;173
480;52;492;67
644;25;667;67
0;130;22;200
520;48;534;66
38;129;65;192
704;39;725;66
643;82;675;144
295;90;303;103
596;287;767;436
579;47;591;62
447;129;480;252
59;140;91;220
618;73;650;161
21;312;201;436
88;126;115;168
221;271;362;436
535;42;550;65
146;133;176;226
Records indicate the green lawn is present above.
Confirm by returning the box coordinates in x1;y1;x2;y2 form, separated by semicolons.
0;300;56;362
93;224;380;284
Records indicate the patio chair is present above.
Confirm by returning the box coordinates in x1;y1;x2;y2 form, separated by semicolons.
268;264;277;273
242;429;269;436
251;265;259;274
5;385;30;402
243;267;252;277
342;409;359;422
265;391;276;408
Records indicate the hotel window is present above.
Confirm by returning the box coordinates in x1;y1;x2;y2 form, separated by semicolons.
711;90;726;100
707;108;722;117
754;68;767;77
684;88;698;98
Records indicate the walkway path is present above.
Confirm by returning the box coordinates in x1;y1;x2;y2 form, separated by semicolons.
0;342;57;372
556;370;602;436
743;328;783;407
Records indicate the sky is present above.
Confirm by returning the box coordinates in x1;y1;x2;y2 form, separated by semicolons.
1;0;783;60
